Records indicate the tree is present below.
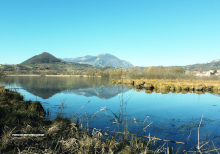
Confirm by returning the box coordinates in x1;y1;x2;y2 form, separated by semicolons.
172;67;185;74
97;70;103;77
110;69;123;78
86;69;96;76
122;70;128;78
103;68;113;78
156;66;165;72
128;68;140;78
147;66;154;72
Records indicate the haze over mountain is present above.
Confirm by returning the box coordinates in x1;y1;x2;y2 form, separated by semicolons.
63;53;133;67
21;52;62;65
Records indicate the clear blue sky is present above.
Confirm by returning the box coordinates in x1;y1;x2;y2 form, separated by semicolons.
0;0;220;66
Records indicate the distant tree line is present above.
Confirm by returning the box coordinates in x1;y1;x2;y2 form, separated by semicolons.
127;66;187;79
85;66;191;79
0;64;198;79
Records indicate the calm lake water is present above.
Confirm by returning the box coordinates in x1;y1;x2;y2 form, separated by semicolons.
1;76;220;151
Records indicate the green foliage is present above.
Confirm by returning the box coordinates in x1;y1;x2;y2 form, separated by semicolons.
171;67;185;74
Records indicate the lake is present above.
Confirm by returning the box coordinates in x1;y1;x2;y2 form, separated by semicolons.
1;76;220;152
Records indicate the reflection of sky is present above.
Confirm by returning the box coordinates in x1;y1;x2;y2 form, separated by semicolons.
4;83;220;151
128;91;220;121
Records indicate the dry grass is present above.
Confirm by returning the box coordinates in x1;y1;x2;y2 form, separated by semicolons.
113;79;220;93
7;74;101;77
1;126;16;149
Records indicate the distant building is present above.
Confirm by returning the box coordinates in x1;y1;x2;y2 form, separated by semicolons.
187;70;220;77
215;70;220;76
195;70;215;77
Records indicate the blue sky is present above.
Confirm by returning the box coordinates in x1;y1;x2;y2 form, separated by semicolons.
0;0;220;66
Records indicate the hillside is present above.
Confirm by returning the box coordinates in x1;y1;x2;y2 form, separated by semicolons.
63;53;133;67
0;52;111;76
183;60;220;71
211;59;220;63
21;52;62;65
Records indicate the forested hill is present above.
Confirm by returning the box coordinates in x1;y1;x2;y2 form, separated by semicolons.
21;52;62;65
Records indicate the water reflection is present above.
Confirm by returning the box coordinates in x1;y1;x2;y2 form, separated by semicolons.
0;76;131;99
64;86;131;100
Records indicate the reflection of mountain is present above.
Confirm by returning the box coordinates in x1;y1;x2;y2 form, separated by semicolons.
25;88;62;99
0;76;129;99
65;86;131;99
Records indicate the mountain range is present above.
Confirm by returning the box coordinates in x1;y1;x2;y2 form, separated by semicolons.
21;52;133;68
63;53;133;67
19;52;220;71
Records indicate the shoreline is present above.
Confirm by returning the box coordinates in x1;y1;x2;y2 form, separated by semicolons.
6;74;101;77
112;78;220;93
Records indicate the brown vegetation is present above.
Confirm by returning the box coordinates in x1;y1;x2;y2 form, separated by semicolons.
112;79;220;94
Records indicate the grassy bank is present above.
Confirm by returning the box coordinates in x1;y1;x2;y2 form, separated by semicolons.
7;74;101;77
112;79;220;94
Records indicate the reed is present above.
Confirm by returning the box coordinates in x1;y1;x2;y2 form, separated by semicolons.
112;79;220;94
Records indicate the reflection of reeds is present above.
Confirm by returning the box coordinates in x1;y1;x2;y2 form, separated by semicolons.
90;106;107;121
72;101;90;118
113;79;220;94
197;115;203;153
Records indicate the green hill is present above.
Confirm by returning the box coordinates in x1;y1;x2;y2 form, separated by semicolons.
21;52;62;65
